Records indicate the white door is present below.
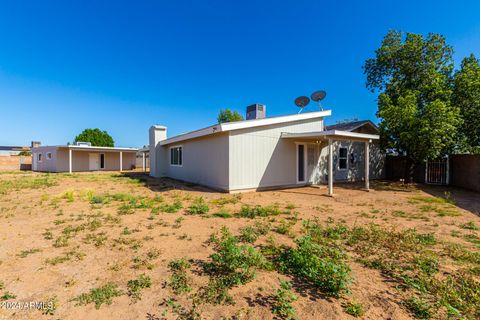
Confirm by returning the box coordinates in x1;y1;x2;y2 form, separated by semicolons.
89;153;100;171
308;144;322;184
32;153;37;171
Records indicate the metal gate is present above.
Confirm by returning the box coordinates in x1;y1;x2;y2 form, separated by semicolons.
425;157;449;185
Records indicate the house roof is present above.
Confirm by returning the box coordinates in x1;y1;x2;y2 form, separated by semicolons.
160;110;332;145
0;146;30;151
325;120;378;132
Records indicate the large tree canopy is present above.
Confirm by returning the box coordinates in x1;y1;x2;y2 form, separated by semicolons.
453;54;480;153
73;128;114;147
217;109;244;123
364;30;461;163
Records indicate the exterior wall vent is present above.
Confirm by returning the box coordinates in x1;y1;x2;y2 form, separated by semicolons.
246;104;266;120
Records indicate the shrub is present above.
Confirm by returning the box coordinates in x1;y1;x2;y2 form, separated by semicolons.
187;197;210;215
168;258;192;294
238;204;281;218
199;278;234;305
42;295;58;315
460;221;479;230
239;226;260;243
90;195;108;205
272;280;298;320
45;249;85;265
159;200;183;213
212;211;233;218
201;227;268;305
72;283;123;309
211;195;241;207
279;236;351;296
206;227;268;286
1;291;16;300
127;274;152;303
343;301;365;317
83;232;108;247
275;219;295;236
62;190;75;202
118;204;135;215
430;273;480;318
402;297;432;319
17;248;41;258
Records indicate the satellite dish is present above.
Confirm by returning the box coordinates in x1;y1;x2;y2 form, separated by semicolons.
294;96;310;113
311;90;327;110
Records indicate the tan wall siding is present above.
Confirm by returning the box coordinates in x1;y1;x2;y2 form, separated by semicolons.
228;118;325;190
163;133;229;190
33;148;136;172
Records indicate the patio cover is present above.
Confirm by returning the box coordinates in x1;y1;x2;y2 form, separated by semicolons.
281;130;380;196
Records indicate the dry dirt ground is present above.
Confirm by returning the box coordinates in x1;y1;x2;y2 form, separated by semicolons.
0;171;478;320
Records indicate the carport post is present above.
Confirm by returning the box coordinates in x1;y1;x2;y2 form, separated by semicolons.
328;138;333;196
364;140;370;190
68;148;72;174
119;152;123;172
142;152;145;172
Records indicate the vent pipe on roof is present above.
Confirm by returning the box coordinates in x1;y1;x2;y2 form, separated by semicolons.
246;104;266;120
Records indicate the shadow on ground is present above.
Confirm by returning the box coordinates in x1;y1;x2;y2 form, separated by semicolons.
115;171;219;194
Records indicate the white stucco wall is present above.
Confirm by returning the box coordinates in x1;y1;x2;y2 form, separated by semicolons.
161;133;230;190
228;118;324;191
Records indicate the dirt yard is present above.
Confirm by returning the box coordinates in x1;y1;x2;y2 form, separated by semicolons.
0;172;478;320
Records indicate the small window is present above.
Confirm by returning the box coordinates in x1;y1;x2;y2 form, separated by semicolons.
46;152;52;160
37;153;42;162
170;146;182;166
339;147;348;170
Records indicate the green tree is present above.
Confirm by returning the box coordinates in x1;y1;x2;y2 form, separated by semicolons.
364;30;461;179
217;109;244;123
453;54;480;153
74;128;114;147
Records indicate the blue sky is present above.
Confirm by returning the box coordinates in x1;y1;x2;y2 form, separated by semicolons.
1;1;480;147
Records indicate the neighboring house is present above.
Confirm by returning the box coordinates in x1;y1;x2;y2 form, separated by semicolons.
0;145;30;156
31;142;138;173
149;105;383;194
0;144;33;171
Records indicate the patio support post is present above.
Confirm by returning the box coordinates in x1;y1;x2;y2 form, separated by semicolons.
328;138;333;196
364;140;370;190
68;148;72;174
142;152;145;172
120;152;123;172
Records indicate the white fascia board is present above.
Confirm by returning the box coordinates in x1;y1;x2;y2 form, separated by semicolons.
33;145;139;152
160;110;332;146
67;145;138;152
160;125;220;146
281;130;379;140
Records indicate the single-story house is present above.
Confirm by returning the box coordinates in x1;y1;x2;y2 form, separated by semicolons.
31;142;138;173
149;105;384;194
0;145;30;156
0;144;33;171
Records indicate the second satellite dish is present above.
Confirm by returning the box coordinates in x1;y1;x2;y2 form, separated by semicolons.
311;90;327;110
294;96;310;113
